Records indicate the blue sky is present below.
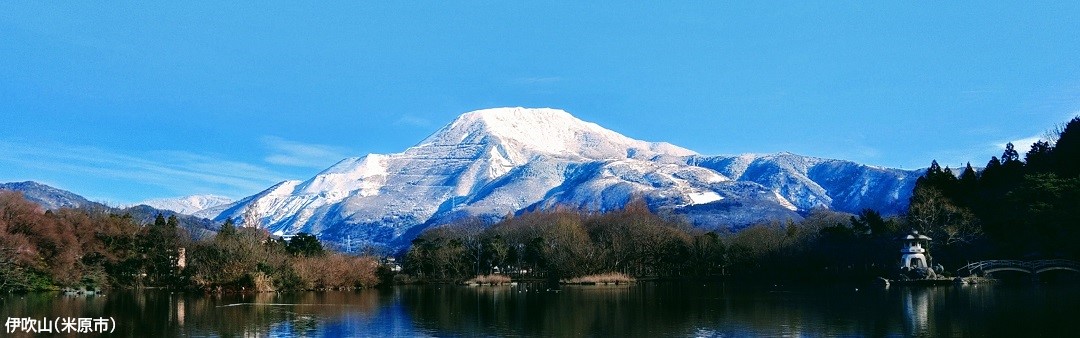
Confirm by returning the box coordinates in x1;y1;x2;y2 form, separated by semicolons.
2;2;1079;205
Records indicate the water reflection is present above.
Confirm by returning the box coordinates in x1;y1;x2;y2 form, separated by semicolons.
903;287;931;336
2;283;1079;336
401;282;886;336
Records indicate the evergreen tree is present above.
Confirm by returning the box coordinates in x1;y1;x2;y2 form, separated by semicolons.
927;160;943;176
976;155;1011;247
1052;117;1080;177
916;160;959;199
1007;173;1080;257
849;209;887;237
1000;142;1025;182
1002;142;1020;163
985;156;1002;173
219;218;237;238
286;233;325;257
1025;140;1054;173
956;163;979;207
143;213;182;286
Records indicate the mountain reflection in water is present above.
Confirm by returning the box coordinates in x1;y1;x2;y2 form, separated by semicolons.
1;282;1078;337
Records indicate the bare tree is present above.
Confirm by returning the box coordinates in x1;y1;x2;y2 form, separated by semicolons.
907;186;981;246
242;199;262;229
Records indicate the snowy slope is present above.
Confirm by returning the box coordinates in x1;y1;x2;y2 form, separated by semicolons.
208;107;918;248
692;153;921;215
0;181;94;210
138;194;234;215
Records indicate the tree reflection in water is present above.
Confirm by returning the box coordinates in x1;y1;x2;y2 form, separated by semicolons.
2;283;1080;336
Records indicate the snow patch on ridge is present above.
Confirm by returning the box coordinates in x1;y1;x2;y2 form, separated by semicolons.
138;194;234;215
773;191;799;211
688;191;722;205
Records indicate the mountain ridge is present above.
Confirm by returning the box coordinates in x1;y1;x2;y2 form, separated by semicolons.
137;194;234;215
206;107;921;249
0;181;95;210
0;181;221;239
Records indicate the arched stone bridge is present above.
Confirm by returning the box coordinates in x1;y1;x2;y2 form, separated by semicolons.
956;259;1080;277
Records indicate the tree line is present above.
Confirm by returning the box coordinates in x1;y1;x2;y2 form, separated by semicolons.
400;198;904;283
0;192;379;293
907;116;1080;266
403;200;715;282
401;116;1080;283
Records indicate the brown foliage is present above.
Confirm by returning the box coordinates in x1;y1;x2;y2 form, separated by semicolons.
560;272;635;284
408;198;698;280
465;274;512;285
293;254;379;290
0;192;81;285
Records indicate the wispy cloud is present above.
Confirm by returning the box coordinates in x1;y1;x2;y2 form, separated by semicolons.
994;135;1044;152
393;115;434;128
513;76;562;85
262;136;350;168
0;140;290;201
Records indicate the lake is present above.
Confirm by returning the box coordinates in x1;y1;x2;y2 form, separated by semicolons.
2;281;1078;337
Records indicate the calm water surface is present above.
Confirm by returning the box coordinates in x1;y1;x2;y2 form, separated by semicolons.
2;282;1078;337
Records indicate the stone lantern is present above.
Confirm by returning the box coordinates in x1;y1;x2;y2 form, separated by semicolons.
898;230;932;271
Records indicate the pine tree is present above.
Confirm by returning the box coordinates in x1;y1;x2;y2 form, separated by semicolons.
927;160;943;177
286;233;325;257
219;218;237;238
1002;142;1020;163
1052;117;1080;177
956;163;979;207
143;213;182;286
985;156;1002;172
1000;142;1025;183
916;160;959;199
1025;140;1054;173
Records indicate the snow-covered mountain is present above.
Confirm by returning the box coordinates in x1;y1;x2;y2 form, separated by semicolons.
137;195;234;215
692;153;920;215
205;107;920;248
0;181;96;210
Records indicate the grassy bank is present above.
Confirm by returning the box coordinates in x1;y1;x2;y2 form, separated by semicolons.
561;273;635;285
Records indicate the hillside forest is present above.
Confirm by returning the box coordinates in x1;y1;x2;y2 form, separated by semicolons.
0;199;380;293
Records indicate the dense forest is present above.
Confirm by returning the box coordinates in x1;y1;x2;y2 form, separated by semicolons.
400;197;900;283
401;116;1080;283
909;117;1080;263
0;194;380;293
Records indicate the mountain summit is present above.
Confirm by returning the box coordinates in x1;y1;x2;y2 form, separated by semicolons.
203;107;920;249
415;107;696;161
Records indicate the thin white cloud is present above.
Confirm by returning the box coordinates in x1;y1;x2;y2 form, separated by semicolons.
513;76;562;85
1005;136;1044;149
262;136;350;168
0;140;290;201
993;135;1045;157
393;115;433;128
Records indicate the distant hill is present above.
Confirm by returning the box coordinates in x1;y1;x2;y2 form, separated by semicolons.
0;181;96;210
121;205;219;239
0;181;219;239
